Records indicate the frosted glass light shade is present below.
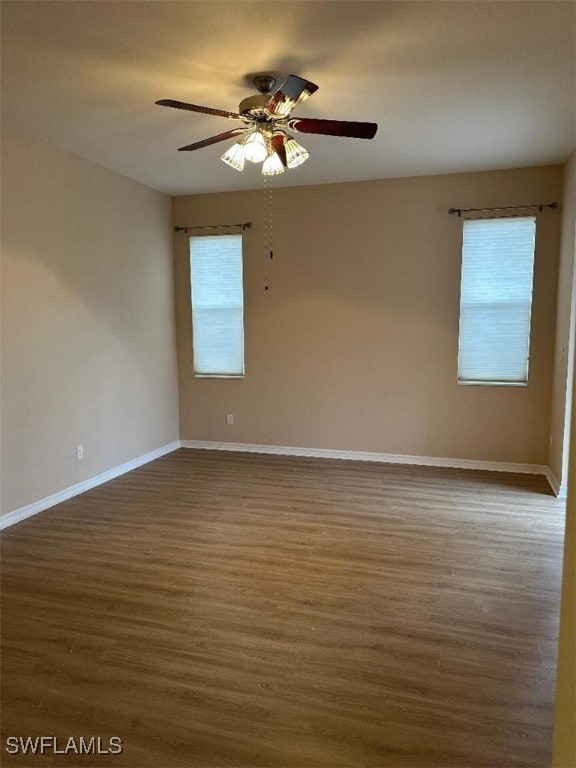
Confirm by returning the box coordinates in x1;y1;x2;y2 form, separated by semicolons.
242;131;268;163
221;142;245;171
284;137;309;168
262;152;285;176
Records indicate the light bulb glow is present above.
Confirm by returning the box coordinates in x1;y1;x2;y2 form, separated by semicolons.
221;142;245;171
284;137;309;169
242;131;268;163
262;152;285;176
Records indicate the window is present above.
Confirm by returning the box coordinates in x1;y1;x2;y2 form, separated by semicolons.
189;234;244;377
457;216;536;385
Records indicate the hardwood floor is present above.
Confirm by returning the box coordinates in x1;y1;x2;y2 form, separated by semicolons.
1;449;565;767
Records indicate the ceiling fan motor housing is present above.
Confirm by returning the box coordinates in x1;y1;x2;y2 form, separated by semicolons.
238;75;278;117
238;93;271;117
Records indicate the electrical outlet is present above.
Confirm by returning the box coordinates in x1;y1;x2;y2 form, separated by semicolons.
226;414;234;426
77;445;84;460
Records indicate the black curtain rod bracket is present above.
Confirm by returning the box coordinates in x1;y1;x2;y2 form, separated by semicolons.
448;202;558;218
174;222;252;233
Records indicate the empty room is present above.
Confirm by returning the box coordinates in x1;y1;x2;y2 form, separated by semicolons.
1;2;575;767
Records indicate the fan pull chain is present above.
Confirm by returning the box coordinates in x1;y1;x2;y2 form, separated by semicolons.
263;176;274;291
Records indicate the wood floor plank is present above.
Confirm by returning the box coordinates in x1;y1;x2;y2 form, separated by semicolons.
1;449;565;767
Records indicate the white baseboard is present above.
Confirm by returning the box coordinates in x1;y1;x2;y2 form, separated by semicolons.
180;439;551;479
2;439;562;533
0;441;180;531
545;468;568;499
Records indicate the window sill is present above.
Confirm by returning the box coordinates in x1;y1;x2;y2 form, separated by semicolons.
457;380;528;387
194;374;245;379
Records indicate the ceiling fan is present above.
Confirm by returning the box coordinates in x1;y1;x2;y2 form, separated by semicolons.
156;74;378;175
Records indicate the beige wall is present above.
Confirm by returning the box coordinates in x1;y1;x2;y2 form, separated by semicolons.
1;131;179;516
552;370;576;766
549;151;576;490
552;152;576;768
552;357;576;768
173;165;562;465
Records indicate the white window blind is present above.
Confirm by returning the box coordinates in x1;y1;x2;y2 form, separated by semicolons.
189;234;244;377
457;216;536;385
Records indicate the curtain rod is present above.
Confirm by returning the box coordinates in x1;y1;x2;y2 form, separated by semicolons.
174;222;252;233
448;202;558;217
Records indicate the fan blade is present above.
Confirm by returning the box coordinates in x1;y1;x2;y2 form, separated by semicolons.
156;99;246;121
178;128;247;152
264;75;319;119
286;117;378;139
271;134;287;167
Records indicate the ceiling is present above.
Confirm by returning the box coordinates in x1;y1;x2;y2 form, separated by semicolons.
1;1;574;196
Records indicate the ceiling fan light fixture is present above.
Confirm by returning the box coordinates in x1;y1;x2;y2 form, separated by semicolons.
284;137;309;169
241;130;268;163
220;141;246;171
157;74;378;170
262;151;285;176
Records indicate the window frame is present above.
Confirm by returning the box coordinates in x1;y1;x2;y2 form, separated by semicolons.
456;215;536;387
189;233;245;379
